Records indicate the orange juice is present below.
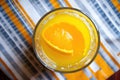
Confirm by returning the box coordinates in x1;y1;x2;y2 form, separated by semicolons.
33;8;99;72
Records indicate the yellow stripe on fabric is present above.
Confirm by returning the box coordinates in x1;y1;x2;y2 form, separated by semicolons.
88;66;106;80
49;0;61;8
100;43;120;68
111;0;120;12
94;54;114;79
0;0;5;5
64;70;89;80
12;0;35;29
0;58;17;80
0;0;32;45
64;0;72;7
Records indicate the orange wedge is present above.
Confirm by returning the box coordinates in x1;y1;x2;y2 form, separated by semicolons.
42;22;74;54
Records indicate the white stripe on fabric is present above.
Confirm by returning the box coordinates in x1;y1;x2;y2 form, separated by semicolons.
99;47;119;72
59;0;67;7
75;0;90;14
68;0;80;9
0;36;30;80
89;61;100;72
96;0;120;32
43;0;54;9
83;68;92;78
39;0;51;12
83;68;97;80
28;0;46;17
100;35;120;64
18;0;40;24
55;72;66;80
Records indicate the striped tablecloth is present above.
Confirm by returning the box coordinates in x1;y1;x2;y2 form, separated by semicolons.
0;0;120;80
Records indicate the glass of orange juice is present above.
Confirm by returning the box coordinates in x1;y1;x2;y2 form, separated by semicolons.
33;8;100;72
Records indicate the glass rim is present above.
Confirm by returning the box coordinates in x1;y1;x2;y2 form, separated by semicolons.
32;7;100;73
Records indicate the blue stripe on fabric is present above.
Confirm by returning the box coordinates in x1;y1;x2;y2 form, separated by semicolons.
99;47;119;72
89;0;120;37
0;43;29;80
83;68;96;80
87;0;119;28
88;0;95;3
93;2;120;37
98;0;120;29
0;25;38;75
99;26;119;52
83;68;92;78
97;7;120;37
57;0;63;7
0;17;15;41
6;0;33;36
44;0;54;9
0;27;15;47
0;6;31;48
106;0;120;19
29;0;47;16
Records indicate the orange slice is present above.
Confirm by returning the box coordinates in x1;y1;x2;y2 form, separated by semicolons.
42;22;74;54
